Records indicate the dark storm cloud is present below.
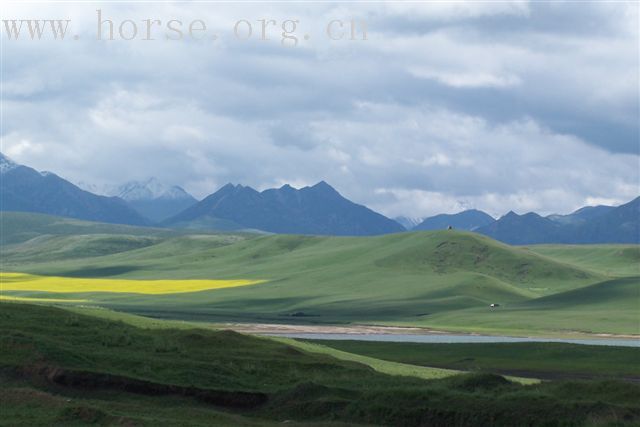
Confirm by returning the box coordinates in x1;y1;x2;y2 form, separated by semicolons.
1;1;638;217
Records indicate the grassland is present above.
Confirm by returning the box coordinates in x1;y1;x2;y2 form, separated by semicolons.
0;295;89;303
0;212;181;245
529;244;640;277
303;340;640;381
1;212;639;336
2;302;639;426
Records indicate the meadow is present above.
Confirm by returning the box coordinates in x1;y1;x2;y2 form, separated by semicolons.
1;212;639;425
1;212;639;336
1;302;639;426
305;340;640;381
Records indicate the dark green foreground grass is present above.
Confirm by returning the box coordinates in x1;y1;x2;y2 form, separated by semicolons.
306;340;640;381
2;303;640;426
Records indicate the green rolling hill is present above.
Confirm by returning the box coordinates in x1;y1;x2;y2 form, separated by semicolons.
522;276;639;309
1;212;638;335
529;244;640;277
0;211;177;245
3;303;639;426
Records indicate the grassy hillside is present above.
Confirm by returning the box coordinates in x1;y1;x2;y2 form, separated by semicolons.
0;212;174;245
305;340;640;381
2;302;639;426
0;211;248;266
1;213;638;335
411;276;640;335
0;211;250;245
529;244;640;277
1;234;162;263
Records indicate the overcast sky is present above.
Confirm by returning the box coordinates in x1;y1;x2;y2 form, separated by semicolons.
2;1;638;218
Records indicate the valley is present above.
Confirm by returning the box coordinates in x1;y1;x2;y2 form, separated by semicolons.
1;211;638;337
1;211;639;426
3;303;639;426
3;3;639;424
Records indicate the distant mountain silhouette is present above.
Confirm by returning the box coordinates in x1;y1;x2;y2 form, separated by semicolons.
164;181;404;236
475;211;561;244
113;178;197;223
394;216;423;230
547;205;615;226
2;152;636;242
477;197;639;244
571;197;639;243
0;153;149;226
413;209;495;231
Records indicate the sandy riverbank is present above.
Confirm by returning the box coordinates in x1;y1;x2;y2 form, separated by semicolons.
217;322;640;340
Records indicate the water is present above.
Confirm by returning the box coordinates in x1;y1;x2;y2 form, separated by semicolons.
267;333;640;347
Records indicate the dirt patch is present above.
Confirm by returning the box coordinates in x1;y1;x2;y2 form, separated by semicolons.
218;323;640;340
488;369;640;384
0;386;67;407
219;323;441;335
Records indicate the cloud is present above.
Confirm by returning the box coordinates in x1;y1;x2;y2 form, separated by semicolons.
409;67;521;88
384;1;530;20
305;103;639;216
1;1;638;218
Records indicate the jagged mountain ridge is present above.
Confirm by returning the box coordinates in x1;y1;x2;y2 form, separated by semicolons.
476;198;640;244
112;178;197;223
165;181;405;236
413;209;495;232
0;153;149;226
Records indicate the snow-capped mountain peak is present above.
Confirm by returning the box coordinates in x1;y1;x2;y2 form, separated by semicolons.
0;153;19;174
116;178;194;201
393;216;424;230
75;181;115;196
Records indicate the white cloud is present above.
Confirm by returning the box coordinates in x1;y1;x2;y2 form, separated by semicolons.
1;1;638;218
409;67;521;88
382;1;531;22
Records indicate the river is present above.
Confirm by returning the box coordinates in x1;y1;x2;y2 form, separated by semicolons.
265;333;640;347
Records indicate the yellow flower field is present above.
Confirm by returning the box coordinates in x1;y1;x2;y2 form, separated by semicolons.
0;272;264;295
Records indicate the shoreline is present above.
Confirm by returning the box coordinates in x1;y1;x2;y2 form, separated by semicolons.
217;322;640;340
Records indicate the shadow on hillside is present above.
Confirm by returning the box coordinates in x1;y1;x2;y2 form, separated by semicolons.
44;265;142;278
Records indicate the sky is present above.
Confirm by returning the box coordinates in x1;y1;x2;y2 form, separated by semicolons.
1;1;639;218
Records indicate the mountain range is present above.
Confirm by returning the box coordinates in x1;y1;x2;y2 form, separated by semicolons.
413;209;495;231
546;205;616;225
0;154;148;226
394;216;424;230
111;178;197;223
409;202;638;244
474;198;639;244
164;182;405;236
76;178;197;223
1;153;637;243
